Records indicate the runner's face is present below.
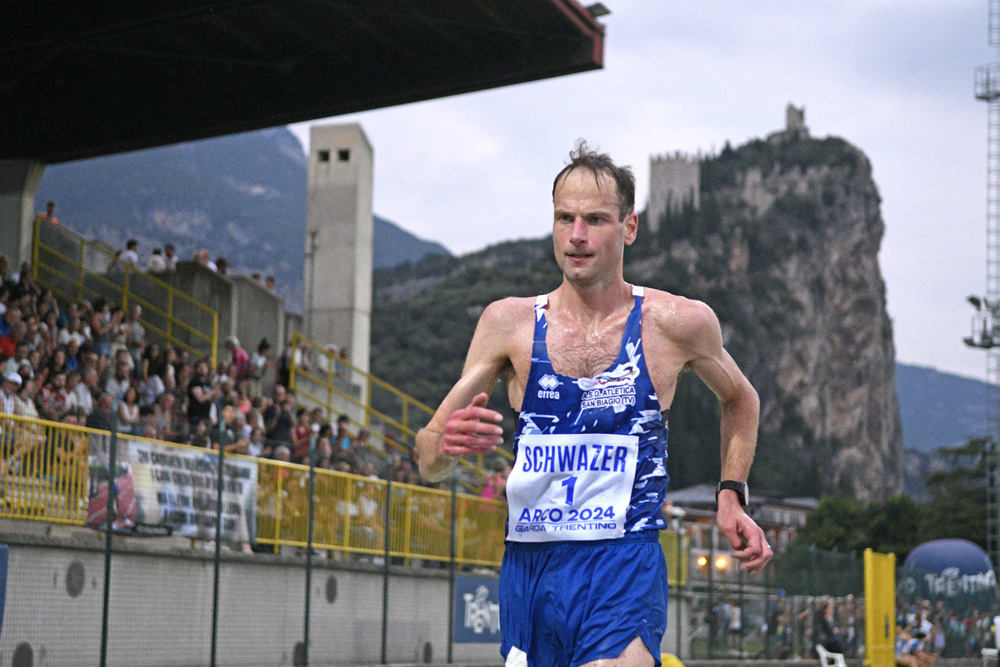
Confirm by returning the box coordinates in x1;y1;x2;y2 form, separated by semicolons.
552;169;637;287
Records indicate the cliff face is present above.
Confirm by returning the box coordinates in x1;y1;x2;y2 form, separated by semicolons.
371;134;904;502
633;135;903;501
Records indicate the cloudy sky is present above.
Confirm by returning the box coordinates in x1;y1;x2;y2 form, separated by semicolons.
290;1;995;381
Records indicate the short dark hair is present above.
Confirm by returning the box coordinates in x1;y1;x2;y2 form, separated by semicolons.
552;140;635;219
126;239;138;249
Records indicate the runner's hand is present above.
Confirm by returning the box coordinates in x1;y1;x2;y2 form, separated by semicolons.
441;392;503;456
717;496;773;572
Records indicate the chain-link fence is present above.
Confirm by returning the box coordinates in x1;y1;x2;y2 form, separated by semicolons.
684;540;865;660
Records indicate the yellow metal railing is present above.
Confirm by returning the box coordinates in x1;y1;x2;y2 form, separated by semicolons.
32;218;218;365
288;332;514;486
0;412;687;571
254;459;508;565
0;412;91;525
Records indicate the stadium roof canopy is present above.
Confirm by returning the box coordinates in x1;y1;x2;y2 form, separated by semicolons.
0;0;604;164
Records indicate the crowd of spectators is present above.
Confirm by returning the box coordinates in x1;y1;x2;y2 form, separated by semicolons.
0;252;432;487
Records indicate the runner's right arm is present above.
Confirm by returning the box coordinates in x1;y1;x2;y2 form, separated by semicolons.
416;300;517;483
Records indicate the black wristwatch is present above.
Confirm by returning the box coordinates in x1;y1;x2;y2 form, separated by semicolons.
716;480;749;507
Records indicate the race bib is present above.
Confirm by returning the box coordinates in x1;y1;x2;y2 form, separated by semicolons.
506;433;638;542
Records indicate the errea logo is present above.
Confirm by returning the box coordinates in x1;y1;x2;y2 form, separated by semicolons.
539;375;560;390
537;374;560;400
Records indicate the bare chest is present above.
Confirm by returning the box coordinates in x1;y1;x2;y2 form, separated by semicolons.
544;317;627;379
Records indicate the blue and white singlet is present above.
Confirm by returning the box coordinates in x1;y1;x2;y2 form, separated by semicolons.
506;284;669;542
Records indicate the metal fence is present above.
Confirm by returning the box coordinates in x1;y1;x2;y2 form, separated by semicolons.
683;532;866;660
2;410;926;664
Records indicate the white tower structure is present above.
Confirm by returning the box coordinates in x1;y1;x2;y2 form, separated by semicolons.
304;123;373;375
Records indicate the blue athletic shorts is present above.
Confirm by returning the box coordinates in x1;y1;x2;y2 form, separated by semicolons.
500;531;669;667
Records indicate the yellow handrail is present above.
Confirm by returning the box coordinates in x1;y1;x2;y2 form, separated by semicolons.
32;218;218;365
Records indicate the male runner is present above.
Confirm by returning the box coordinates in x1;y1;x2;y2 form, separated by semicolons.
417;143;772;667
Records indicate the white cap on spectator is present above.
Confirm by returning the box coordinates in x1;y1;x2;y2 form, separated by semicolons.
224;335;240;347
3;373;21;386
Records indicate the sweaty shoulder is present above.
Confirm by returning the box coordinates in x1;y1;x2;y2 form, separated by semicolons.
478;296;535;332
640;287;722;358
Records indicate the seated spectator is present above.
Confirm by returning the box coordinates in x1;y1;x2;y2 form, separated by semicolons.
38;370;71;421
153;392;178;442
0;321;26;360
118;386;141;435
0;372;20;415
104;359;130;400
64;338;81;373
2;343;29;377
124;304;144;378
71;369;95;416
0;306;20;338
291;408;311;463
147;248;167;273
86;393;114;431
57;315;86;347
333;414;351;451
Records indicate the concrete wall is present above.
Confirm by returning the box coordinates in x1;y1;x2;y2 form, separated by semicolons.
160;262;286;362
0;531;500;667
231;275;286;354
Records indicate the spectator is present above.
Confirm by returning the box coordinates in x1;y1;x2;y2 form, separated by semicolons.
124;304;144;378
333;414;351;451
163;244;177;271
73;368;96;416
1;373;20;415
119;240;140;268
480;458;511;500
0;322;27;360
38;369;70;421
215;257;229;276
57;315;86;348
86;393;114;431
247;338;270;398
90;299;112;358
224;335;249;382
251;273;262;285
64;338;80;372
105;359;130;400
194;250;217;271
291;408;311;463
263;385;294;445
187;360;218;427
336;347;350;378
147;248;167;272
265;275;275;291
35;200;58;225
3;343;29;377
0;306;20;338
118;386;141;435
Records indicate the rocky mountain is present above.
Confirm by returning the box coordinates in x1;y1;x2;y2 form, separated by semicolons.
33;128;450;311
371;132;904;502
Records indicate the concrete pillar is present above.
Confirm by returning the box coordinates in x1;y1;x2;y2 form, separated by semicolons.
305;124;373;375
0;159;46;270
